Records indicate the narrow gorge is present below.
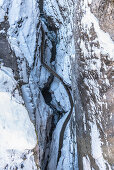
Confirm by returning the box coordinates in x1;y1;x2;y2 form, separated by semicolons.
0;0;113;170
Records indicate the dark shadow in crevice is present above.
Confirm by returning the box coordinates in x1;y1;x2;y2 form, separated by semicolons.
41;87;52;105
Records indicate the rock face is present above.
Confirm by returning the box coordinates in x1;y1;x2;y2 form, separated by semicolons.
72;0;114;169
0;0;114;170
91;0;114;40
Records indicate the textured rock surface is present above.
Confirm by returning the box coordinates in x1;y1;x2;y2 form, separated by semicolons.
91;0;114;40
72;0;114;169
0;0;114;169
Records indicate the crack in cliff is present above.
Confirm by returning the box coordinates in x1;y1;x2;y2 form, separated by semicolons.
39;0;74;168
41;27;74;168
40;36;66;170
41;75;54;105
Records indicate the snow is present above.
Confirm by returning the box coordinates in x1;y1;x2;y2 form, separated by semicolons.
44;0;63;26
0;150;37;170
0;92;36;150
57;123;71;170
90;122;105;169
79;1;113;169
44;0;75;86
0;29;5;34
51;81;70;111
0;67;16;92
55;24;75;85
90;121;111;170
83;156;91;170
57;119;78;170
0;0;4;6
48;109;78;170
2;0;113;169
43;0;75;123
48;112;69;170
44;1;77;169
8;0;21;25
0;7;5;22
8;0;39;67
81;1;114;60
80;39;89;57
0;66;37;169
63;55;72;83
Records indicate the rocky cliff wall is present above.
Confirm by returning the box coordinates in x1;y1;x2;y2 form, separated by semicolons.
72;0;114;169
0;0;113;170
